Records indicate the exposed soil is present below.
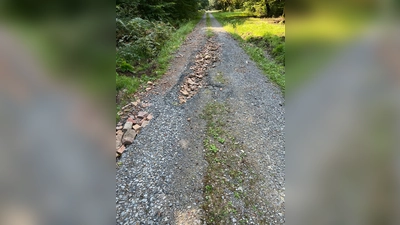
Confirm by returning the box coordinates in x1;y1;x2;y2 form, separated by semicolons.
116;13;285;225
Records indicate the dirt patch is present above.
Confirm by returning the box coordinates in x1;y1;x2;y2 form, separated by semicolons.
153;18;208;95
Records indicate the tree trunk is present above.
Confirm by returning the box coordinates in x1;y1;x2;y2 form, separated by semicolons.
266;2;271;17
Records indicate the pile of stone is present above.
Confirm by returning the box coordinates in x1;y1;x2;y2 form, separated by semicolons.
179;39;220;104
116;100;153;157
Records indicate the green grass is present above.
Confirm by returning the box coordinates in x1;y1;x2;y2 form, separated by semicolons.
212;11;285;93
200;102;262;224
116;12;203;121
116;72;141;95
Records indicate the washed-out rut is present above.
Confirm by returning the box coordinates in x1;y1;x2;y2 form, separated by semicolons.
116;13;285;224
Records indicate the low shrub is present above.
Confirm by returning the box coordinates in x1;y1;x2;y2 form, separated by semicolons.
116;17;175;74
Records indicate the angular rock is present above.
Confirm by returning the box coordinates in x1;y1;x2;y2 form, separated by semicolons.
137;111;148;119
117;145;126;154
141;103;150;108
133;124;141;131
122;129;136;145
147;114;153;120
123;121;133;131
116;130;123;148
147;81;153;85
187;78;196;85
179;97;186;104
180;90;189;96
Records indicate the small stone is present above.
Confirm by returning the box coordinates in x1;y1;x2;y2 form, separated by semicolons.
139;119;146;125
180;90;189;96
147;81;153;85
187;118;191;121
146;87;151;91
127;118;135;123
220;88;222;91
132;101;138;107
137;111;148;119
147;114;153;120
141;120;150;128
232;218;236;223
122;129;136;145
133;124;141;131
116;130;123;148
117;145;126;154
123;121;133;131
116;126;123;130
187;78;196;85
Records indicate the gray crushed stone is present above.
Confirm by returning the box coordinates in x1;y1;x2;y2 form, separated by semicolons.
116;13;285;224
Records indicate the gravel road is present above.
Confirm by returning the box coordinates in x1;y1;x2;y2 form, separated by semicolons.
116;13;285;225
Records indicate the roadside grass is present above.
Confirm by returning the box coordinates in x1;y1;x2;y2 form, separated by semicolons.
200;102;262;224
116;12;203;121
212;11;285;93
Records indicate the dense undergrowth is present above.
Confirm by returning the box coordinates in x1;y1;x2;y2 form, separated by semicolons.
116;12;203;121
213;11;285;92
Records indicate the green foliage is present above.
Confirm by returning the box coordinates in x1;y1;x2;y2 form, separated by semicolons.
213;11;285;92
116;0;201;23
211;0;284;17
116;73;141;94
115;8;202;123
116;17;174;68
117;59;134;72
209;144;219;153
272;42;285;64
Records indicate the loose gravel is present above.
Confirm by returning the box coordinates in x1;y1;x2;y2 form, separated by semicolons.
116;13;285;224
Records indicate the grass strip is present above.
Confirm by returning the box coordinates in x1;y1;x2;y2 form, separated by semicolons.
212;12;285;93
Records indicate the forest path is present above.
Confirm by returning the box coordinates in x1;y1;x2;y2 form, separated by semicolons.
116;13;285;224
